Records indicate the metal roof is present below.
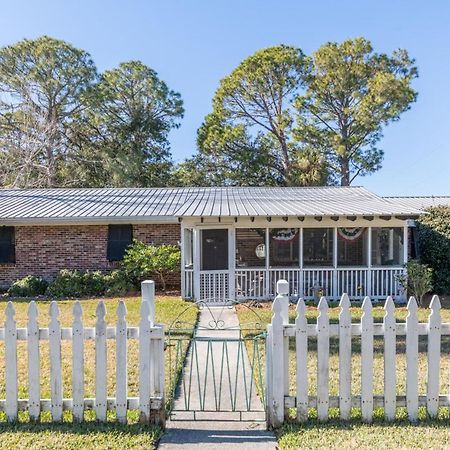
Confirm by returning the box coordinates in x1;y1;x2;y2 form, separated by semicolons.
0;186;430;224
383;196;450;210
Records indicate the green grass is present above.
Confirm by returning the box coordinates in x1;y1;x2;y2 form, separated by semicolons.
237;301;450;450
0;295;198;449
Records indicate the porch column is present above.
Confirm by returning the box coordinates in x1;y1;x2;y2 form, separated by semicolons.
299;228;304;299
228;228;236;301
367;227;372;299
332;227;338;299
265;227;270;299
180;225;185;299
193;228;201;301
402;224;409;301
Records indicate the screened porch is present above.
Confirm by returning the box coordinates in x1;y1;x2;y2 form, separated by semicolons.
181;219;409;304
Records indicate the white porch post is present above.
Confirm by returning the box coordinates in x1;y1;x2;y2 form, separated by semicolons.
402;224;409;301
193;228;201;301
332;227;338;299
367;227;372;298
228;227;236;301
265;227;270;299
299;228;304;298
180;225;185;299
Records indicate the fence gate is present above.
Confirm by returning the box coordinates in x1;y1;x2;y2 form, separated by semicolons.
166;300;266;421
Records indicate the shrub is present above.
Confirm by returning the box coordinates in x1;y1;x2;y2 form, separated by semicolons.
105;270;135;296
417;206;450;294
397;260;433;306
47;269;86;297
8;275;48;297
122;240;181;291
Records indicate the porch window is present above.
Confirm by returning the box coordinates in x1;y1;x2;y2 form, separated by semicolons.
107;224;133;261
236;228;266;268
337;227;368;266
269;228;299;267
184;228;193;269
0;226;15;263
303;228;333;267
371;227;405;266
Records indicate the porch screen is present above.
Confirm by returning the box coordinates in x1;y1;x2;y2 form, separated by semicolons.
184;228;193;269
337;227;368;266
371;227;404;266
269;228;299;267
303;228;333;267
236;228;265;268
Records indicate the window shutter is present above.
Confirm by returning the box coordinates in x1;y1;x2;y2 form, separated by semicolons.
0;227;15;263
107;225;133;261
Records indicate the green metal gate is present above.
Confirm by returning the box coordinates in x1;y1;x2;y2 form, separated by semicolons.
166;300;267;421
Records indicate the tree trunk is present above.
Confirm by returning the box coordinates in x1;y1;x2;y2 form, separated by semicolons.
340;158;350;186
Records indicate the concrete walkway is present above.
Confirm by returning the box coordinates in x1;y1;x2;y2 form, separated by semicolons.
158;306;277;449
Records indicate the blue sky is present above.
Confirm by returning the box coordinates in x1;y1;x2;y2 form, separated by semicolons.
0;0;449;195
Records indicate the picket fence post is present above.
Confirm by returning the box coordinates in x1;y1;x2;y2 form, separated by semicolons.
295;298;308;422
116;300;128;424
139;300;152;424
427;295;441;417
360;296;373;423
317;296;329;422
72;301;84;422
268;289;285;428
383;296;396;421
339;293;351;420
27;301;40;421
5;301;17;422
406;296;418;421
95;301;107;421
49;301;63;422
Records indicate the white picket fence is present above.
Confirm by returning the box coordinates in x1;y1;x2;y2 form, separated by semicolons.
266;280;448;427
0;281;165;425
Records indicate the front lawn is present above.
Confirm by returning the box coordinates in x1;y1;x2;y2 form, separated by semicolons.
0;295;197;450
237;301;450;450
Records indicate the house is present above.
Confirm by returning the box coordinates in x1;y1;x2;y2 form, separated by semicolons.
0;186;449;303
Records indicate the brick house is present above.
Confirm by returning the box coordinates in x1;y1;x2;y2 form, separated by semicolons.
0;187;448;302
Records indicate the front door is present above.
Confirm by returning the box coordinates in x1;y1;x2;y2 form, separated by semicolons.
201;229;228;270
200;229;229;302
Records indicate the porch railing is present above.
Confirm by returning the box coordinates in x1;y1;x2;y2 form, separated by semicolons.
234;267;405;301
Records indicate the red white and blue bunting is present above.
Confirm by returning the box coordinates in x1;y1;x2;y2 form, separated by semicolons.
271;228;298;243
338;227;364;241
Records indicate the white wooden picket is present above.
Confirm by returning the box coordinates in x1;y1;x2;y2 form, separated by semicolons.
266;283;450;427
0;283;165;425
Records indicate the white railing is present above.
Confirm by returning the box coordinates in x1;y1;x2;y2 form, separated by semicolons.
236;268;266;299
233;267;405;301
182;269;194;299
199;270;229;303
371;267;404;299
0;286;165;424
266;280;446;427
336;268;368;299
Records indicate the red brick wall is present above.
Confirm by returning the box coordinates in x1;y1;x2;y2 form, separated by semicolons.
0;223;181;289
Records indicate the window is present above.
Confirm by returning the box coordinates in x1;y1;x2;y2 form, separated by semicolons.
303;228;334;267
0;226;15;263
337;227;368;266
269;228;299;267
371;227;404;266
236;228;266;268
107;225;133;261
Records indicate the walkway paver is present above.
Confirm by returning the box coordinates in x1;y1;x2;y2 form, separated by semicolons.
158;306;277;449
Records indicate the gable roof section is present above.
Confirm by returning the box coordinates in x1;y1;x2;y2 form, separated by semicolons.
0;186;428;224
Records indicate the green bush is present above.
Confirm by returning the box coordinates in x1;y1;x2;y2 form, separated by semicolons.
47;269;134;298
105;270;135;296
397;260;433;306
417;206;450;294
122;240;181;291
8;275;48;297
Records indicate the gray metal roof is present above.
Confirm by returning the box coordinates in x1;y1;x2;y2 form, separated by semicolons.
383;196;450;210
0;186;430;224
